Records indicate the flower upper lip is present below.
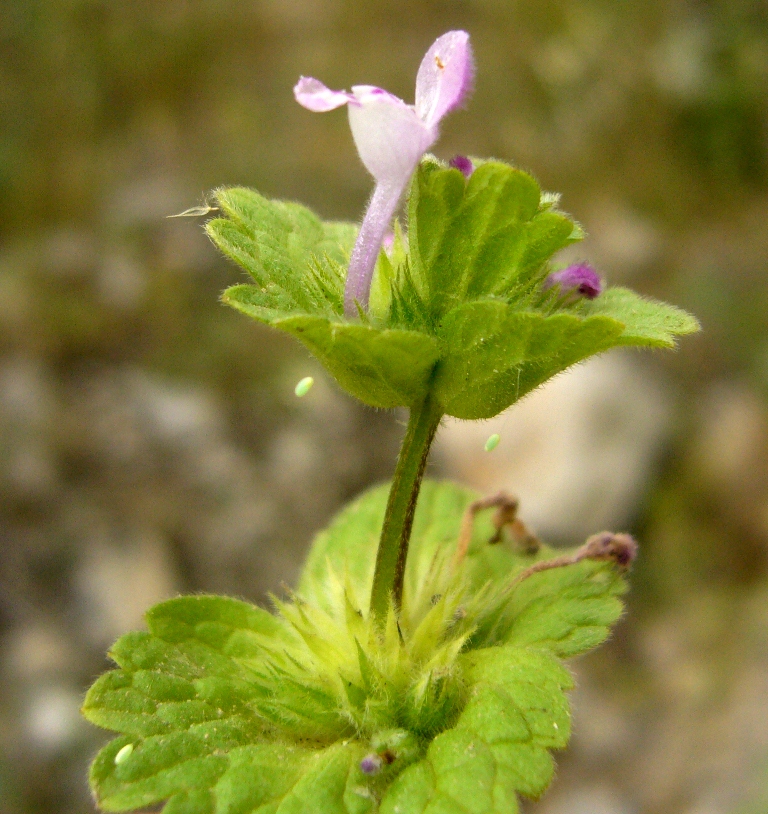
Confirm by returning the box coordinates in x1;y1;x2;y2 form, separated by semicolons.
294;31;475;317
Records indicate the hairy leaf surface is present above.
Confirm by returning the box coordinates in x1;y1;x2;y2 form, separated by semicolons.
208;163;698;416
85;482;629;814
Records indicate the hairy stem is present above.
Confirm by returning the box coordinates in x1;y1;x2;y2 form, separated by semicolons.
344;179;403;318
369;395;443;622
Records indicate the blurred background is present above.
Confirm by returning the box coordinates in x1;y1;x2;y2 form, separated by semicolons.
2;1;768;812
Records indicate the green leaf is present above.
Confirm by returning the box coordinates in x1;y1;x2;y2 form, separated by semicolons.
299;480;513;617
216;742;370;814
472;310;625;422
83;596;372;814
433;303;622;420
475;558;627;657
380;647;573;814
208;171;697;420
432;303;538;420
273;316;440;410
90;734;367;814
585;286;701;348
85;483;631;814
222;288;441;409
207;187;354;318
298;480;627;658
486;209;581;298
430;288;699;419
408;160;575;321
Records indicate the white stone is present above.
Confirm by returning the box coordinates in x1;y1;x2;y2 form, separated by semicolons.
435;352;671;542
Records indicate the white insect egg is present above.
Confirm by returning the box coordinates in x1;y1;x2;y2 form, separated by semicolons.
114;743;134;765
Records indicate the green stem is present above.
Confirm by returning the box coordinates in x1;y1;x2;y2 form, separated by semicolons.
369;394;443;622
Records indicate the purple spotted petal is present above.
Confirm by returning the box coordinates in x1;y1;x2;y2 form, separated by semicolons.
294;77;355;112
415;30;475;128
350;84;405;107
544;263;603;299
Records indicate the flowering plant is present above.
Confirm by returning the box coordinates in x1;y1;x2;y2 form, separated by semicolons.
82;32;697;814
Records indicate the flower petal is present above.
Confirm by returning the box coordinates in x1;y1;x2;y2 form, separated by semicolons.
349;84;405;107
348;86;437;183
294;77;354;112
415;30;475;128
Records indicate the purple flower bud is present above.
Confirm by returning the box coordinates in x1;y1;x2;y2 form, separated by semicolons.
360;753;383;775
582;532;638;569
544;263;603;300
449;155;474;178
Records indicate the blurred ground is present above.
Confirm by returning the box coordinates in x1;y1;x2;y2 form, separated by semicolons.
1;1;768;812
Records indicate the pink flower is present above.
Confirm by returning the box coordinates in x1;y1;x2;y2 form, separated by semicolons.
295;31;474;317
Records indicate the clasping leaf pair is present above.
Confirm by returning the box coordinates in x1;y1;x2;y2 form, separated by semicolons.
210;32;697;420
